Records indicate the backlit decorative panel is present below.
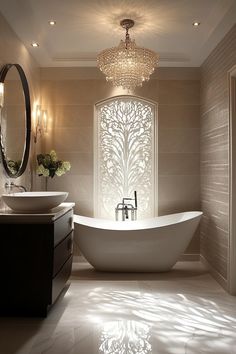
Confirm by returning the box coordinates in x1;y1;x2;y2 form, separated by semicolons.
95;96;156;219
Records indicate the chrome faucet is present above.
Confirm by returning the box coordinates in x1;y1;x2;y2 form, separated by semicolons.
115;191;137;221
4;182;27;193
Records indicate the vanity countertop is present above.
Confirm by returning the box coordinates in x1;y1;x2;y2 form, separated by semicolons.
0;202;75;224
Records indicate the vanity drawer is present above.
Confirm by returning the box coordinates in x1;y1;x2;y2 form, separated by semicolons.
51;255;73;304
54;209;73;246
53;231;73;277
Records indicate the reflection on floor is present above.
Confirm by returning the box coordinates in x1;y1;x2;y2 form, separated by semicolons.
0;262;236;354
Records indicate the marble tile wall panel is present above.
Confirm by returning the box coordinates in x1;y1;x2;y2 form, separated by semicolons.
200;24;236;282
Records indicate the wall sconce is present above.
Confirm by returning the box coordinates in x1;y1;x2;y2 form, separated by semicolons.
34;105;48;143
0;82;4;107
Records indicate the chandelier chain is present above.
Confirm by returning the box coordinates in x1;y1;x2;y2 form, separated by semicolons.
125;26;130;48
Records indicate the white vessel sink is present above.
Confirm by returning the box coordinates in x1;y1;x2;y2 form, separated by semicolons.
2;191;68;212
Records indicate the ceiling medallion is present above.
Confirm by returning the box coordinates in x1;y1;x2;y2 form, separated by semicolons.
97;19;158;91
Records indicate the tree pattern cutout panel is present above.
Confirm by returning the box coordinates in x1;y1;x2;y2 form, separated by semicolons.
95;96;156;219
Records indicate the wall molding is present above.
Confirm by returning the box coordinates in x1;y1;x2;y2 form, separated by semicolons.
40;67;200;81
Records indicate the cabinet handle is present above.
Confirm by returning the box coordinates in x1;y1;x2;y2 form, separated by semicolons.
67;238;73;251
69;217;73;228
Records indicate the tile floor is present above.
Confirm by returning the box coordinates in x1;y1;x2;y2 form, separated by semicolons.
0;262;236;354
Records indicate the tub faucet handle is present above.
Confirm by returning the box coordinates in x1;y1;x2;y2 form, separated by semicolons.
134;190;137;208
124;205;129;219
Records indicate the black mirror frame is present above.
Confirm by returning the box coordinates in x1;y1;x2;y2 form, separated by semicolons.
0;63;31;178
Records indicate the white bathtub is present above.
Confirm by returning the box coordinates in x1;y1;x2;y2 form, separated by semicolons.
74;211;202;272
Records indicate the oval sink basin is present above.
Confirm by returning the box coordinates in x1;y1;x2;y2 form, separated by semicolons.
2;191;68;212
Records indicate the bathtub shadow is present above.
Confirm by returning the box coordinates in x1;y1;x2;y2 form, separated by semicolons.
71;261;208;281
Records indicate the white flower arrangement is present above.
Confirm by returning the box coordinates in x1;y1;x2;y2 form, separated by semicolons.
7;159;21;175
36;150;71;178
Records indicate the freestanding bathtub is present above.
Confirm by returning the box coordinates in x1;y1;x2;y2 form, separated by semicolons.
74;211;202;272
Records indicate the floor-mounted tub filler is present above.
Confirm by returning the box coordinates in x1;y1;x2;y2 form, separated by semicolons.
74;211;202;272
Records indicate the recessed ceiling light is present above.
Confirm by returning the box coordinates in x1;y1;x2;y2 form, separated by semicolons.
49;20;56;26
193;22;200;27
31;42;39;47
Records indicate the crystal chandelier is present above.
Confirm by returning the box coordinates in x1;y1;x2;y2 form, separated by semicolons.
97;19;158;91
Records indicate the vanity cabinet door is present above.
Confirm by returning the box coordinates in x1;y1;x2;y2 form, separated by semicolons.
0;223;53;316
53;231;73;277
54;209;73;246
52;255;73;303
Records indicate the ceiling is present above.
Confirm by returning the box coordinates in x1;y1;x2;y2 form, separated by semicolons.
0;0;236;67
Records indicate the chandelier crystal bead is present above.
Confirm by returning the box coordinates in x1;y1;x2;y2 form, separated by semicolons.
97;19;158;91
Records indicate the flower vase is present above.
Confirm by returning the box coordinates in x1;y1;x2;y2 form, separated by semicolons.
45;177;48;191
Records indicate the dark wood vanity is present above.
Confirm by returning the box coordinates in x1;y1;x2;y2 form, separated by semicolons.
0;203;74;317
0;64;74;316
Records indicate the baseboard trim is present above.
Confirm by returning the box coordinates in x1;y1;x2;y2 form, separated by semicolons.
74;254;200;264
179;254;200;261
73;255;87;263
200;255;228;291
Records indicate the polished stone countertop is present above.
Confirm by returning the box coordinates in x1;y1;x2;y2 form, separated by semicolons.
0;202;75;224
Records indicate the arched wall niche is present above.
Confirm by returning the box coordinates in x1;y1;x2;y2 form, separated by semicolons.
94;95;158;220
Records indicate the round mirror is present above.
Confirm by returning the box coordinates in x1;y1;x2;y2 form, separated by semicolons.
0;64;31;178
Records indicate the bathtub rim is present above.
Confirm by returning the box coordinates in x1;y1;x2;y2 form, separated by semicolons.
74;211;203;231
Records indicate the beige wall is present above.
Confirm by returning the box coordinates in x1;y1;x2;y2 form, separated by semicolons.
200;24;236;288
40;67;200;257
0;12;40;199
